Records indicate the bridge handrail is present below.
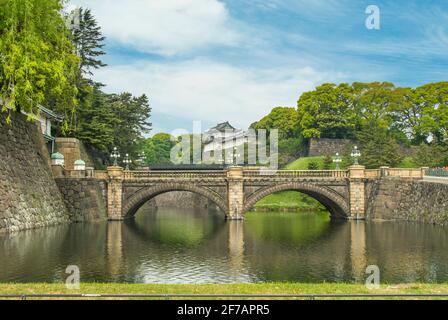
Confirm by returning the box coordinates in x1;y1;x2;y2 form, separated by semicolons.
425;168;448;177
386;168;423;178
365;169;380;178
93;171;108;179
243;170;348;178
123;170;227;180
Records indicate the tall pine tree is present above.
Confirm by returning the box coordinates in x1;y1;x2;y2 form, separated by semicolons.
67;7;106;77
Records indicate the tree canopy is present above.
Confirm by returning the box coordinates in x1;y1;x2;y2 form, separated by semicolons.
297;83;357;139
139;133;176;165
251;107;299;139
1;1;152;168
252;81;448;168
0;0;79;128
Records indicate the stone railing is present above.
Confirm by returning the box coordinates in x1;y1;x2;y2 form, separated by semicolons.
86;167;428;181
243;169;348;178
93;170;108;180
363;167;425;179
52;165;96;179
123;170;227;180
385;168;424;178
365;169;380;178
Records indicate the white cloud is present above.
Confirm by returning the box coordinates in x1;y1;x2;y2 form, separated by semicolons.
69;0;241;55
94;59;348;130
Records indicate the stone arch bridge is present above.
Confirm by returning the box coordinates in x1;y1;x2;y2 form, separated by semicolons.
100;166;426;221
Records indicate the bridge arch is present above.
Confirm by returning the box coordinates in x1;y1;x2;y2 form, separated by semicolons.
243;183;350;219
122;183;228;217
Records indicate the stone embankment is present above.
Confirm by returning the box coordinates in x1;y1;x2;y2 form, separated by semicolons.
0;112;69;232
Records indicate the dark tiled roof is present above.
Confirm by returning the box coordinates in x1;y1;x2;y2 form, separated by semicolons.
211;121;236;132
37;105;63;121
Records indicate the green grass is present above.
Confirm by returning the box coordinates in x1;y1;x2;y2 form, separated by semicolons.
284;156;419;170
253;191;324;210
284;156;327;170
0;283;447;299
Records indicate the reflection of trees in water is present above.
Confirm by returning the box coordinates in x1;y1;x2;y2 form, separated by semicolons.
126;207;227;247
2;208;448;283
243;213;353;282
365;222;448;283
116;208;235;283
0;223;108;282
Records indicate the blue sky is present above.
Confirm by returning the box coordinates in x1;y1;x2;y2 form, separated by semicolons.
69;0;448;135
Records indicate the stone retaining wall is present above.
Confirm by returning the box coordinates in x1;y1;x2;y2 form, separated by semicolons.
55;178;108;222
0;112;69;233
147;191;214;210
367;178;448;225
307;138;416;157
308;138;353;156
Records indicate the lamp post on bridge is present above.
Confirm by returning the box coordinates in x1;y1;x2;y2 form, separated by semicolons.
232;147;242;166
351;146;361;165
333;152;342;170
123;153;132;171
137;152;147;166
111;147;121;167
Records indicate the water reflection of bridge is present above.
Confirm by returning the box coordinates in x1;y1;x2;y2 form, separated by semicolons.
1;210;447;283
105;211;367;283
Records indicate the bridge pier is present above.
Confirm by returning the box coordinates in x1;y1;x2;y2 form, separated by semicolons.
107;166;124;220
226;166;245;220
348;165;366;220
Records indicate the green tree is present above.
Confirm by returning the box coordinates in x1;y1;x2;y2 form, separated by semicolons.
107;92;152;157
297;83;356;139
140;133;175;165
74;86;116;152
419;82;448;145
352;82;399;130
341;143;355;169
0;0;79;128
63;6;107;136
413;143;447;168
390;83;448;145
323;155;333;170
251;107;300;139
357;125;404;168
307;161;319;170
73;90;151;163
67;7;106;77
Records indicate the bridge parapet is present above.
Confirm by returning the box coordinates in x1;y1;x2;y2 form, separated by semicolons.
243;169;348;179
365;169;380;178
386;168;425;178
123;170;227;180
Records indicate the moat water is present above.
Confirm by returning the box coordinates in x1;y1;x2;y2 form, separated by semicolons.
1;207;448;284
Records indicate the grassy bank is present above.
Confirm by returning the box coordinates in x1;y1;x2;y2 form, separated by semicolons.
253;191;324;211
284;156;418;170
0;283;447;299
284;156;328;170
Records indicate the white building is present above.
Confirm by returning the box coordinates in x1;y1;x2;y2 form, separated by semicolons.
203;122;247;164
33;105;63;153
